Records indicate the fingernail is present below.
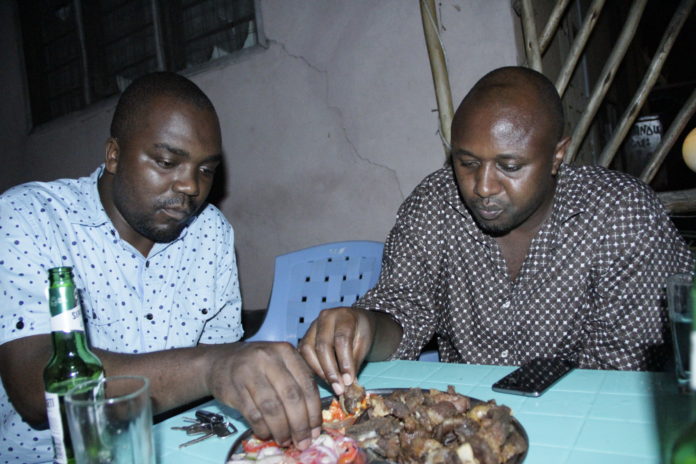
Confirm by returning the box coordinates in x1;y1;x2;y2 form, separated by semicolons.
312;427;321;438
298;439;311;450
281;439;291;447
342;373;353;385
332;382;344;395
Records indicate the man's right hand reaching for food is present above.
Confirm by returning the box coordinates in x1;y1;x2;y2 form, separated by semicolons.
299;307;403;395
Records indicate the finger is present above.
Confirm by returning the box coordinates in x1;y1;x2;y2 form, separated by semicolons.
279;348;322;445
351;309;374;371
333;316;358;386
244;367;294;446
231;383;273;440
257;346;316;449
299;325;326;381
313;310;345;395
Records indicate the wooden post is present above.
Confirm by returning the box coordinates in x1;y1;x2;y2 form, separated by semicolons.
420;0;454;154
564;0;647;164
539;0;572;54
555;0;606;98
520;0;542;71
658;189;696;214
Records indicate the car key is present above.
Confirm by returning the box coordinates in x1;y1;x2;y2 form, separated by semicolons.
178;430;217;448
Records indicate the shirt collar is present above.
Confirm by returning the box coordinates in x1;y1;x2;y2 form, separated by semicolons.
68;164;111;227
545;164;586;229
441;166;493;244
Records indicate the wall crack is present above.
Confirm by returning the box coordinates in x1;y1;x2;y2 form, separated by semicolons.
268;39;405;200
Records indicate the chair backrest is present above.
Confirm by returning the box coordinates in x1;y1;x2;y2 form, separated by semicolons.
246;240;384;346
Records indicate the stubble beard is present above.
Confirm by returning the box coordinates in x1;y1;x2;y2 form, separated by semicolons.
112;178;189;244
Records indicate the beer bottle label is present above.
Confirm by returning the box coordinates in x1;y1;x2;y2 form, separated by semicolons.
49;304;85;333
45;392;68;464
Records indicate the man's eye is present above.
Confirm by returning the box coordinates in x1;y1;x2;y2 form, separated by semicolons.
499;164;522;172
157;159;175;168
200;166;216;177
458;160;478;168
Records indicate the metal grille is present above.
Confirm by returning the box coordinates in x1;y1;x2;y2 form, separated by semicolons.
18;0;259;125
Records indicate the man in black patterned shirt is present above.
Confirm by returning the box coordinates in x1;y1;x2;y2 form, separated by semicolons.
300;66;693;395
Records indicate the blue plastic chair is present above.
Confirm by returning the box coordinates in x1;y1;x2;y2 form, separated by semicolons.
246;241;385;346
245;240;439;362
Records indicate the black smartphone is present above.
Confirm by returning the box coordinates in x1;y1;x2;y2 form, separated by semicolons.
491;357;574;397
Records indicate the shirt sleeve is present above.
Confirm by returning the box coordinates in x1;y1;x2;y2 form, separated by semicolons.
0;193;55;345
199;212;243;344
355;182;443;360
579;185;694;370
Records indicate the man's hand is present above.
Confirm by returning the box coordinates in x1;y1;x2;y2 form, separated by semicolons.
0;335;326;451
204;342;322;450
299;307;376;396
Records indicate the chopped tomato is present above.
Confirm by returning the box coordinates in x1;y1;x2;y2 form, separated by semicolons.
327;399;347;421
242;436;281;453
337;445;358;464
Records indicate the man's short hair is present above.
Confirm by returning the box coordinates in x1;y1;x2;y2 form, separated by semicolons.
110;72;216;141
465;66;565;141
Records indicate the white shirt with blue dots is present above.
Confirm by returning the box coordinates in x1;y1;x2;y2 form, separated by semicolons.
0;165;243;463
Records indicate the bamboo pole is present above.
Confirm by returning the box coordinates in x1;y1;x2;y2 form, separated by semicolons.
555;0;606;98
598;0;694;168
520;0;542;71
658;189;696;214
640;88;696;184
564;0;647;164
151;0;167;70
539;0;572;54
420;0;454;153
73;0;91;105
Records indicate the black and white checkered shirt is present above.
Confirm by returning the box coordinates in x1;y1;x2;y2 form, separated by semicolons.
357;164;694;370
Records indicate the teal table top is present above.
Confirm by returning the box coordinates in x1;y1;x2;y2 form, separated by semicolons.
154;360;693;464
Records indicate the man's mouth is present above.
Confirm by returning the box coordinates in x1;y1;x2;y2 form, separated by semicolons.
161;207;192;221
474;206;503;221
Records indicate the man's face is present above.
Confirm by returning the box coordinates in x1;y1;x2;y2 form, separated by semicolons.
450;98;565;236
106;96;222;245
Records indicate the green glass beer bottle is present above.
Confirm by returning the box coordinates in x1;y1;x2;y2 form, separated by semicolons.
43;266;104;464
672;274;696;464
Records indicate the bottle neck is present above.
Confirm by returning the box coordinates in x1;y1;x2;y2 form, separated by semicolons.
51;329;91;355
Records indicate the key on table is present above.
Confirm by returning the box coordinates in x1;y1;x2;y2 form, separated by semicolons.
196;410;236;437
178;429;217;448
172;410;236;448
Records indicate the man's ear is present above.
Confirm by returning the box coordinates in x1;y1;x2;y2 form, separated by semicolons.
104;138;120;175
552;136;571;175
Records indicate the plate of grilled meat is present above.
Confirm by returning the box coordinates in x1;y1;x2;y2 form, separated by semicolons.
226;384;528;464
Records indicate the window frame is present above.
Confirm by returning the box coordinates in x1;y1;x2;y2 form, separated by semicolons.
17;0;267;129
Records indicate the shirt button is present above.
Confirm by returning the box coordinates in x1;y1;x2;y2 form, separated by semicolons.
201;308;208;315
501;350;509;358
501;301;511;309
145;313;154;320
145;261;150;268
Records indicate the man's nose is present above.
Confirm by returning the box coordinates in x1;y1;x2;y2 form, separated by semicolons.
172;168;199;197
473;164;501;198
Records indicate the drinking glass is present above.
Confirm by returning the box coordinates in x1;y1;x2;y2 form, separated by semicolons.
64;375;155;464
667;273;693;391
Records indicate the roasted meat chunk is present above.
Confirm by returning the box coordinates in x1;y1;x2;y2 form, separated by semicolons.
345;386;526;463
340;382;367;416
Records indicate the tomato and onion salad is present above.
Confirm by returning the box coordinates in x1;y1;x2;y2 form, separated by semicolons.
230;396;369;464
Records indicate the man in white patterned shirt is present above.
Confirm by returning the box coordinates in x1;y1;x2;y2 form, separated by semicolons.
300;66;694;396
0;72;321;463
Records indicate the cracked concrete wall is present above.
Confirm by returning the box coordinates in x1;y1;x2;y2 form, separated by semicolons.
1;0;519;310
